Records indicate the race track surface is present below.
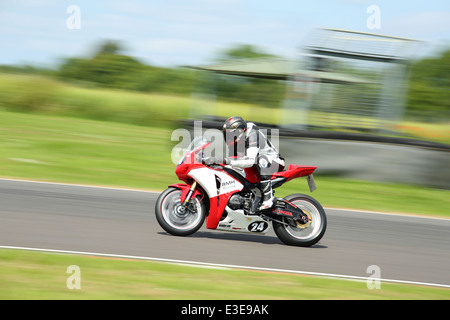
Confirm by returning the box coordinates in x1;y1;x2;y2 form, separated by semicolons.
0;179;449;287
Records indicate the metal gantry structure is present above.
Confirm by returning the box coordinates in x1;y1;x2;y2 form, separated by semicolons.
282;28;421;132
187;28;421;133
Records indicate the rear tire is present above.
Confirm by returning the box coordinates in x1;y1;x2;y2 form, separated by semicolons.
273;194;326;247
155;187;206;236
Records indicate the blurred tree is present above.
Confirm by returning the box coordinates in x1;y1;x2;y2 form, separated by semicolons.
217;44;277;61
98;40;122;55
407;49;450;120
57;41;285;106
59;40;143;88
58;40;196;94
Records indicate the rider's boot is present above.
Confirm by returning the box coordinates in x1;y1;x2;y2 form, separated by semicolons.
259;179;274;210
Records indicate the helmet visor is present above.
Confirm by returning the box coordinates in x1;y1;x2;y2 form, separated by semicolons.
224;128;245;146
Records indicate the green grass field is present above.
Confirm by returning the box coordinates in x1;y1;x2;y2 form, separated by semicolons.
0;248;448;300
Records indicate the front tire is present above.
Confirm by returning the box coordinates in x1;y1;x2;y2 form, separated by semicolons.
155;187;206;236
273;194;327;247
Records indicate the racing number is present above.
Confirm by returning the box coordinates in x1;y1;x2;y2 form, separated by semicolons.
248;221;268;232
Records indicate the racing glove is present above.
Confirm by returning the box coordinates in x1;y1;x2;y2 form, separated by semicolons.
202;157;223;166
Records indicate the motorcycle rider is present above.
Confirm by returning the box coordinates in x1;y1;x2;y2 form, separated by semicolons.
204;116;285;210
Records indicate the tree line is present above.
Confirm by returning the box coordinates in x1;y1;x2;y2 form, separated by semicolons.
56;41;285;108
1;40;448;120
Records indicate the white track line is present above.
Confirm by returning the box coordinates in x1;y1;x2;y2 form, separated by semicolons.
1;245;449;289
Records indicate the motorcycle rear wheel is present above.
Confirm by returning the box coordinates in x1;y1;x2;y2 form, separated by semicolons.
273;194;326;247
155;187;206;236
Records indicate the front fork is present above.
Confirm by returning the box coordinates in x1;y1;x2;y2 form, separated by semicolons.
180;181;197;209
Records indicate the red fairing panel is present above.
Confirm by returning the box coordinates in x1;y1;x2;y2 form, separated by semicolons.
175;142;211;183
244;165;260;183
169;183;203;202
206;190;240;229
271;165;317;182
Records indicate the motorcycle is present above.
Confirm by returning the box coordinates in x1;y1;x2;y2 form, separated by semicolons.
155;136;326;247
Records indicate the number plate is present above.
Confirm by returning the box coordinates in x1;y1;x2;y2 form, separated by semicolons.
307;174;316;192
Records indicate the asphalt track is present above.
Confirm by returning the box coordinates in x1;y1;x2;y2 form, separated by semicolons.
0;178;449;288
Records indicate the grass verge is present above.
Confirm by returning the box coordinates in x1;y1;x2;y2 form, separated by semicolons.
0;248;448;300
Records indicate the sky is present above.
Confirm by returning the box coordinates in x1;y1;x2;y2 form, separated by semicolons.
1;0;450;68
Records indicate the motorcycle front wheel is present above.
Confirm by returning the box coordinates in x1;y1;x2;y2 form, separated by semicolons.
155;187;206;236
273;194;327;247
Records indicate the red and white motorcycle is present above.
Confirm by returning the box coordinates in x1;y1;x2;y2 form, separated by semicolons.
155;137;326;247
